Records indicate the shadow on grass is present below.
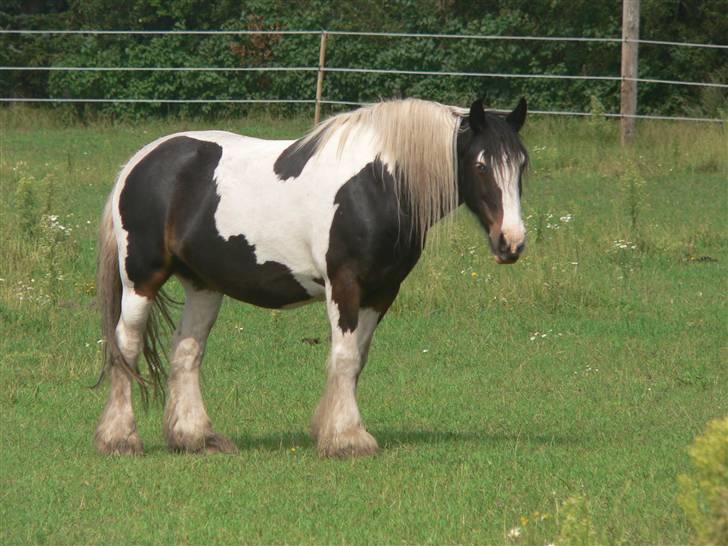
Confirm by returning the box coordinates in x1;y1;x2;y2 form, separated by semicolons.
141;432;312;455
233;431;313;451
376;429;584;448
217;428;584;453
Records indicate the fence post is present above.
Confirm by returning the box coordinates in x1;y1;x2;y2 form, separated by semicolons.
620;0;640;145
314;30;328;125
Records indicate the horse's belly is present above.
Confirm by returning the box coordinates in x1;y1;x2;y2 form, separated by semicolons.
175;233;326;309
217;268;323;309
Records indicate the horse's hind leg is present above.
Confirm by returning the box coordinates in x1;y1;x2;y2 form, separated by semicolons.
95;288;153;454
163;278;235;454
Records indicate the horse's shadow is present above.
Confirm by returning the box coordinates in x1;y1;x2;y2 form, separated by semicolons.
228;428;583;453
143;428;582;454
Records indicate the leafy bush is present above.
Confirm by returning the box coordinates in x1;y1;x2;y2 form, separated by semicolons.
678;417;728;546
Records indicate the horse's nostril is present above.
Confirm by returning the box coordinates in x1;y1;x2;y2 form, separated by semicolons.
515;242;525;254
498;233;508;253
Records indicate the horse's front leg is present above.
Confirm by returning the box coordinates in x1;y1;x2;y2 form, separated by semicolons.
312;270;394;457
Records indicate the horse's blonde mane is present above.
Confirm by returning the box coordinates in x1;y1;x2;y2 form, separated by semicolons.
302;99;462;242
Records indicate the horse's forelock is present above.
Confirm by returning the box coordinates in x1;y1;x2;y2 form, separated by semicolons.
477;113;529;173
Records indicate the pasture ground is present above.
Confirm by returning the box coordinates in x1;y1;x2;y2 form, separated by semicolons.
1;107;726;545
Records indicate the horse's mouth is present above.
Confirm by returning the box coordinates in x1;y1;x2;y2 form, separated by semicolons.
488;232;524;265
494;254;520;265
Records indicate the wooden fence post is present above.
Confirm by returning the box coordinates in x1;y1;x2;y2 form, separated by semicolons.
314;31;328;125
620;0;640;145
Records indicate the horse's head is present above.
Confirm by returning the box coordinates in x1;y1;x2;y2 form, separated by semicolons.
459;98;528;264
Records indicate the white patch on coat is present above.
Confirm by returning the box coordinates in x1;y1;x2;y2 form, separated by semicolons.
478;151;526;251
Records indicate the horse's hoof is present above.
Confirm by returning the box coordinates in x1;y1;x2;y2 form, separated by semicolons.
167;431;237;454
95;432;144;455
202;432;238;454
317;427;379;458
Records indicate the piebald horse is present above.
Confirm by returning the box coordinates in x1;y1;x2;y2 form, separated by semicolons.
95;98;528;457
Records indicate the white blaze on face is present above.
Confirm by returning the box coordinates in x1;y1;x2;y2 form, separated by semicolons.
479;151;526;253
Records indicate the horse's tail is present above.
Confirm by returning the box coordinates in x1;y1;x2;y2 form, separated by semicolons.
95;194;127;388
95;193;176;404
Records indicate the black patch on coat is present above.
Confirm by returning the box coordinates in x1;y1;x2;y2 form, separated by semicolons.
326;159;423;333
273;132;323;180
119;136;221;293
120;135;312;308
173;211;313;309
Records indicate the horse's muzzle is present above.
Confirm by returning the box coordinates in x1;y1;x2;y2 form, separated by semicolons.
495;253;520;264
492;233;525;264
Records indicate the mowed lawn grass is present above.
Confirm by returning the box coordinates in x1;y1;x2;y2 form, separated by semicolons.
0;108;725;545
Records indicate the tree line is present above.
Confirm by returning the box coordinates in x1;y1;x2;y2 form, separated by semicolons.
1;0;725;119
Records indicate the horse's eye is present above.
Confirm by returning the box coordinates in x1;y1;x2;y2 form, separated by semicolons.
476;163;487;173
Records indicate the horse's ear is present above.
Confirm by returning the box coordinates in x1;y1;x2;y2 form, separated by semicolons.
468;98;486;133
506;97;527;132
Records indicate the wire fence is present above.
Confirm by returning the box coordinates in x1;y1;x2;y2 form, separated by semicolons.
4;64;724;89
1;28;726;123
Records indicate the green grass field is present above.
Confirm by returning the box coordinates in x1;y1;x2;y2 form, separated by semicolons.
1;107;726;545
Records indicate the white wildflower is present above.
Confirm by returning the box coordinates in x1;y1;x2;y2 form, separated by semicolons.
613;239;637;250
507;527;522;540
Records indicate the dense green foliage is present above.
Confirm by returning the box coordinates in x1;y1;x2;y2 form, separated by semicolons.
678;417;728;545
2;0;726;119
1;108;726;543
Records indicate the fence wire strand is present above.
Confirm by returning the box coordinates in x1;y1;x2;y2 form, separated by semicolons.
1;97;722;123
1;29;726;49
2;65;723;89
